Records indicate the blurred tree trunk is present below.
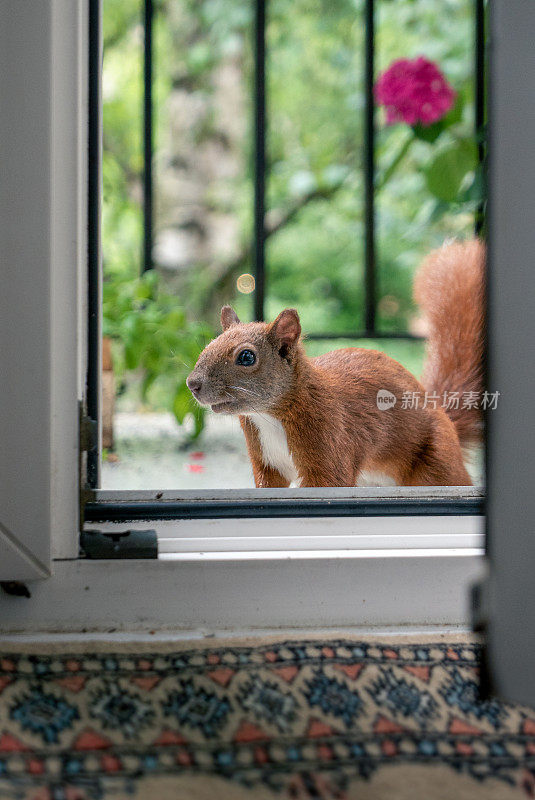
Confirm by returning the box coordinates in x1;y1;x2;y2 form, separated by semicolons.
153;5;247;325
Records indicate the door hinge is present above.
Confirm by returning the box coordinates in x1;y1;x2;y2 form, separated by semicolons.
79;402;98;521
1;581;31;598
80;529;158;559
80;408;98;455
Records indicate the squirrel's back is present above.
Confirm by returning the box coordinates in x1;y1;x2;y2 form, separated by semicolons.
414;238;485;447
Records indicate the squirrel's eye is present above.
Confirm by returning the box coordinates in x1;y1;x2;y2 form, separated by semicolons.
236;349;256;367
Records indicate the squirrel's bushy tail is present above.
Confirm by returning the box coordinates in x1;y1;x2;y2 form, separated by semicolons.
414;239;485;447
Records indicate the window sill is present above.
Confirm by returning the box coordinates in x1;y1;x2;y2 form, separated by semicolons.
0;538;484;634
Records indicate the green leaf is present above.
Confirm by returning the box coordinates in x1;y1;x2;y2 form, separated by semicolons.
172;383;206;439
413;121;444;144
135;282;152;301
124;342;141;370
172;383;193;425
425;139;477;203
191;405;206;439
141;372;157;402
412;94;465;143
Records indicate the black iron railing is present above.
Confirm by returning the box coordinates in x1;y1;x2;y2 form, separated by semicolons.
87;0;102;488
253;0;267;322
363;0;377;337
475;0;486;235
139;0;486;336
143;0;154;274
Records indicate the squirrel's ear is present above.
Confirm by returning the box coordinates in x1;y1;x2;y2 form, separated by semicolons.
269;309;301;354
221;306;240;331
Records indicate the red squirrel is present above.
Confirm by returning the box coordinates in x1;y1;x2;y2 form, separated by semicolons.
187;239;485;487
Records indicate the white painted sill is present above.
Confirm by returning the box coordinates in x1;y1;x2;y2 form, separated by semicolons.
49;487;485;633
1;547;484;634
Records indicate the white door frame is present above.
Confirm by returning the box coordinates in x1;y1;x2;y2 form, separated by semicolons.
0;0;86;578
0;0;486;633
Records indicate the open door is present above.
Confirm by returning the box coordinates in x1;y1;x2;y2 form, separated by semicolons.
0;4;55;581
0;0;85;579
484;0;535;708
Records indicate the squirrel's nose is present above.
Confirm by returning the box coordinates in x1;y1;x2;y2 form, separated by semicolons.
187;374;203;395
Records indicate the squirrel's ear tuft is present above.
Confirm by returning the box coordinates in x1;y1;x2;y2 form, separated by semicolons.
269;309;301;354
221;306;240;331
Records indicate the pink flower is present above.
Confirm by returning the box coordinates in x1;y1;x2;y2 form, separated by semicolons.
375;57;456;127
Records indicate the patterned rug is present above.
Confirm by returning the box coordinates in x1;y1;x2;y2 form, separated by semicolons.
0;636;534;800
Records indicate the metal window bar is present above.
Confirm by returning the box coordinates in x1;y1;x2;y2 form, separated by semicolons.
475;0;486;235
86;0;102;489
363;0;376;337
253;0;267;321
143;0;154;273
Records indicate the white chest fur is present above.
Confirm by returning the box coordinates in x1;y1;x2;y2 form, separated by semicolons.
357;470;398;487
248;413;299;484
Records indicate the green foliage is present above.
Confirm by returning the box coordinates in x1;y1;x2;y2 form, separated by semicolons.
381;89;480;211
425;139;477;203
103;269;213;438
